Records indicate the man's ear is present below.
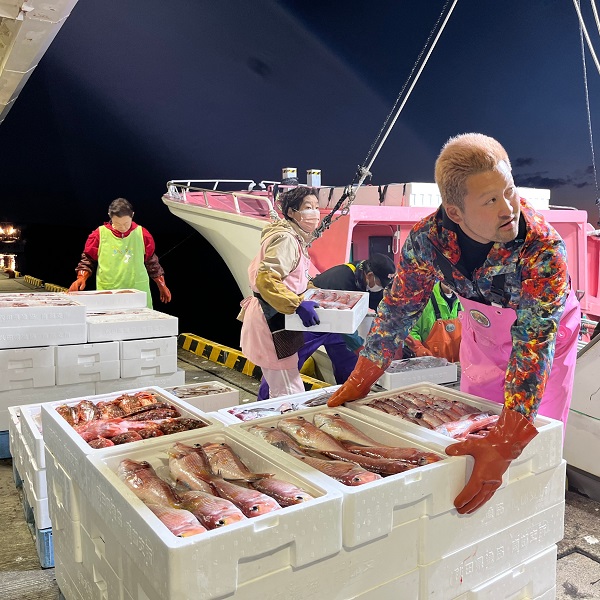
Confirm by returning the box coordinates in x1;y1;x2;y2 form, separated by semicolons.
444;203;463;225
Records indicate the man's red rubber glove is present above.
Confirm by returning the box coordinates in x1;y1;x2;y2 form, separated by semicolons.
152;276;172;303
327;355;386;407
68;270;90;292
445;408;538;514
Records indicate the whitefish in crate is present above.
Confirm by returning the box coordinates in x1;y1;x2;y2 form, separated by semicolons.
285;288;369;334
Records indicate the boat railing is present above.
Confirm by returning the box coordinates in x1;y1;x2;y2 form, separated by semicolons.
164;180;279;219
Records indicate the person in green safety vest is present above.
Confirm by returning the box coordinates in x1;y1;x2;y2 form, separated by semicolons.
68;198;171;309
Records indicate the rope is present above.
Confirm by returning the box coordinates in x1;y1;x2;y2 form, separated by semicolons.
310;0;459;244
158;233;196;260
576;0;600;223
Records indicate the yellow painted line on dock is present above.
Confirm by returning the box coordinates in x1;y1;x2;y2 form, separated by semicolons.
177;333;330;390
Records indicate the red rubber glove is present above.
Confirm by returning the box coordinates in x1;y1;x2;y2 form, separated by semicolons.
68;270;90;292
405;336;433;357
327;355;386;407
445;408;538;514
152;276;172;303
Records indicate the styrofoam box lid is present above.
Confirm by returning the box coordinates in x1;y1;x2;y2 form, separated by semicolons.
229;405;466;548
67;289;147;311
40;386;222;477
83;428;343;600
218;384;340;423
377;361;458;389
347;382;563;476
0;292;86;324
285;289;369;334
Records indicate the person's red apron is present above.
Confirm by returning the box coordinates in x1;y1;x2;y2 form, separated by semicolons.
458;288;580;425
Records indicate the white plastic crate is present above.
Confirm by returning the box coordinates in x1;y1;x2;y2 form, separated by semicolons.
67;289;147;312
120;354;178;378
41;386;220;483
231;405;463;548
0;345;54;370
452;544;557;600
86;309;178;342
82;427;343;600
94;368;186;394
285;288;369;334
0;365;55;392
217;385;339;423
419;502;563;598
348;383;564;477
377;358;458;389
164;381;241;413
120;336;177;360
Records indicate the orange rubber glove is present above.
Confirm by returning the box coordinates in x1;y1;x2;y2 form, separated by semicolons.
327;355;386;408
445;408;538;514
68;270;90;292
152;275;172;303
405;336;433;357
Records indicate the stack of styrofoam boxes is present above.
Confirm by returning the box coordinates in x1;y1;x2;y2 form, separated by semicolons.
285;289;369;333
42;389;347;600
377;357;458;389
40;386;220;596
0;294;88;457
401;182;443;207
71;289;184;393
345;383;566;598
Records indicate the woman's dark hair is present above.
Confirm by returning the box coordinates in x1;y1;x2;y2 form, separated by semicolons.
108;197;134;218
279;187;319;221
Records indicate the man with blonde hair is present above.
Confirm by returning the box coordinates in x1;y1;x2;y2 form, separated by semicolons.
327;132;580;515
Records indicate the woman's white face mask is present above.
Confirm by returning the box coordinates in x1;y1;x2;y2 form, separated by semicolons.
367;283;383;293
293;208;320;233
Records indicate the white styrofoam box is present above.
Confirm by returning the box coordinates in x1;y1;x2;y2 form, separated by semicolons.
0;407;11;432
564;409;600;479
348;383;564;477
82;427;343;600
21;438;47;500
419;502;564;598
7;405;20;458
46;446;84;522
0;322;88;349
119;336;177;360
0;346;54;370
285;288;369;334
164;381;240;413
377;358;458;389
55;341;120;367
519;187;551;211
419;461;566;565
54;554;86;600
56;360;121;385
402;182;442;207
217;384;340;424
0;292;86;325
0;365;55;392
120;354;178;378
231;405;464;548
357;311;375;340
22;466;51;529
41;386;220;486
94;368;186;394
453;544;557;600
67;289;147;312
86;309;178;342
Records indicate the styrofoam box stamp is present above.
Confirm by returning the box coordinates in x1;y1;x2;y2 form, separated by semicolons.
82;428;343;600
164;381;241;413
285;288;369;334
377;357;458;389
347;383;564;477
120;336;177;360
41;386;221;483
230;405;463;549
0;345;55;370
217;385;340;424
67;289;147;312
86;309;178;342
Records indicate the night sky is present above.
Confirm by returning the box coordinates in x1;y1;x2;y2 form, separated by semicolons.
0;0;598;347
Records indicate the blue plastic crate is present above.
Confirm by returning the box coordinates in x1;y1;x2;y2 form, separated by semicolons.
21;489;54;568
0;430;10;459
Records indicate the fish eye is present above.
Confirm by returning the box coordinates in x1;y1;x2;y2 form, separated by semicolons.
250;505;259;512
217;520;226;527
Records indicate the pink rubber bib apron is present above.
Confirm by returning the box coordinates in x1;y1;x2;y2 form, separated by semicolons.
458;288;580;425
